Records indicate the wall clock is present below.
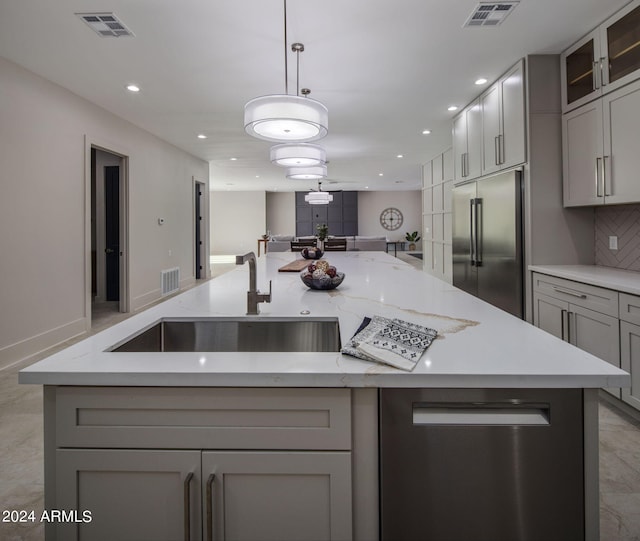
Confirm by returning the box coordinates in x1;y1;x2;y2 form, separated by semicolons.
380;207;403;231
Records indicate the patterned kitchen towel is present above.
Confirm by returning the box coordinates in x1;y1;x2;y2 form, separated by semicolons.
341;315;437;371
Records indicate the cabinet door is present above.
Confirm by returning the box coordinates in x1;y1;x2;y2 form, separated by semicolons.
533;292;568;340
56;449;202;541
601;0;640;92
602;78;640;204
203;451;352;541
621;321;640;410
452;111;468;182
500;60;526;169
423;161;433;187
443;147;454;181
562;100;604;206
481;83;502;175
570;304;621;397
466;99;482;179
561;30;602;112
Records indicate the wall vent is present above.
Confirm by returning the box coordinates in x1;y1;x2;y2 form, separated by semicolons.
161;268;180;296
75;12;135;37
463;2;519;27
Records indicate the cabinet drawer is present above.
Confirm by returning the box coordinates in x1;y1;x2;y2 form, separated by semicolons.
620;293;640;326
532;273;618;317
55;387;351;450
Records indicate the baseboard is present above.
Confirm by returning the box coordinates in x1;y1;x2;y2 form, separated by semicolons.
0;317;88;372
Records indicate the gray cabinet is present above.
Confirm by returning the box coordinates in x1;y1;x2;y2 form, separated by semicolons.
563;78;640;206
452;98;481;182
205;451;351;541
296;191;358;237
481;60;526;176
533;273;620;397
620;293;640;410
49;387;354;541
561;0;640;113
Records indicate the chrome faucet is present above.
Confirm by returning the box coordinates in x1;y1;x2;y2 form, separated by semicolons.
235;252;272;315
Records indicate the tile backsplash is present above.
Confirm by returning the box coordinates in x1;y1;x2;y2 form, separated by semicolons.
595;204;640;271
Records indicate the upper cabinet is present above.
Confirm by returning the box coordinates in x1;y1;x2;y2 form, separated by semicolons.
563;78;640;206
562;0;640;113
481;60;526;176
452;98;481;182
452;59;526;184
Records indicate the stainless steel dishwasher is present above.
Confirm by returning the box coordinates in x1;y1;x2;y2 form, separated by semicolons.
380;388;585;541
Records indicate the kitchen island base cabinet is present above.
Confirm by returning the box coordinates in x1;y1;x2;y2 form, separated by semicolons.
55;449;351;541
45;387;356;541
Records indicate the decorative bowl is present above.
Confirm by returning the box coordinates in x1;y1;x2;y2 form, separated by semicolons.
301;247;323;260
300;271;345;290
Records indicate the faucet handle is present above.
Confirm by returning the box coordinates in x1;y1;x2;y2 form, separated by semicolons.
260;280;272;303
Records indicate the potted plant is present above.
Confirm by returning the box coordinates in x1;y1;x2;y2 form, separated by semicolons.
405;231;421;251
316;223;329;242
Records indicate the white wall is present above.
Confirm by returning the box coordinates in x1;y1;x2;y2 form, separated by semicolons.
266;192;296;236
358;191;422;240
0;57;209;369
210;191;266;255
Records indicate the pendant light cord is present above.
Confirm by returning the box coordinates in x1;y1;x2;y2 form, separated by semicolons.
283;0;288;95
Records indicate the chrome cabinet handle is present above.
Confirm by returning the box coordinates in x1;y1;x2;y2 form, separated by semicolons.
206;473;216;541
603;155;611;196
461;154;466;178
596;157;603;197
592;61;599;90
553;287;587;299
498;134;504;165
600;57;608;86
465;152;469;177
567;311;573;344
184;472;194;541
494;136;500;166
561;309;567;341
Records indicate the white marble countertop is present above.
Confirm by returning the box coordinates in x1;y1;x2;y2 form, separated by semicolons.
20;252;629;388
529;264;640;296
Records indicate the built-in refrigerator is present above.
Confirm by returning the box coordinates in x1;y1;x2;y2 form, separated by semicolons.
452;169;523;318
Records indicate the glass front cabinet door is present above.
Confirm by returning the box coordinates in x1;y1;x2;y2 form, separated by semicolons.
561;31;602;112
562;0;640;113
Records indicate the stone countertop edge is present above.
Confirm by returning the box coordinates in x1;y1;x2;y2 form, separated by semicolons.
529;264;640;296
19;252;630;389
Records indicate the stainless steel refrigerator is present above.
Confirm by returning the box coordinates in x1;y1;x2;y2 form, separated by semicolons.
452;170;523;318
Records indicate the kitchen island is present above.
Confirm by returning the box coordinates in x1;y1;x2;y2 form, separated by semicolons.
20;251;629;541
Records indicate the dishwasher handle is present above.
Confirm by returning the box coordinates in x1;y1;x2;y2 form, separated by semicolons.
413;405;550;426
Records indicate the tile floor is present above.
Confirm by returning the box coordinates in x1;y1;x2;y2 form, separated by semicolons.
1;256;639;540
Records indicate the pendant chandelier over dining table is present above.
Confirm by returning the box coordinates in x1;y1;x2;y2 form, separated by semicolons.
244;1;328;143
305;181;333;205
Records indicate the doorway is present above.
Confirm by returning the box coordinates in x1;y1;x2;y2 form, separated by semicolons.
194;180;206;280
89;144;129;328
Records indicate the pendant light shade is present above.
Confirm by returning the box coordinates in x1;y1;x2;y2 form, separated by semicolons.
270;143;326;167
286;164;327;180
305;182;333;205
245;95;328;142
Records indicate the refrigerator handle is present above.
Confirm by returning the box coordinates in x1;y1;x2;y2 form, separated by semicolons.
469;199;476;265
474;198;482;267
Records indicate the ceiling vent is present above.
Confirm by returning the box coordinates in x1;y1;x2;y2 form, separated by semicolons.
463;2;519;27
75;12;134;37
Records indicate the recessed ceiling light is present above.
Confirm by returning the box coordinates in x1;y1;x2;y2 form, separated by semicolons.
197;134;207;139
365;186;369;189
475;78;488;85
396;154;404;159
126;84;140;92
229;157;238;161
255;175;260;178
422;129;431;135
448;105;458;111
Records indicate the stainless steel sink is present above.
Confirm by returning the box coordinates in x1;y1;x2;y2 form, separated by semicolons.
108;317;341;352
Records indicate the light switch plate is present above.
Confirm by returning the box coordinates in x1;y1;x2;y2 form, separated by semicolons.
609;236;618;250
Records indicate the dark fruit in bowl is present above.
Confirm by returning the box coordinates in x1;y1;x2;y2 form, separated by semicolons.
301;247;323;259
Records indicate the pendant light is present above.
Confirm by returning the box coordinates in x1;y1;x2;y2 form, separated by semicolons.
286;164;327;180
305;181;333;205
244;2;328;143
270;142;326;167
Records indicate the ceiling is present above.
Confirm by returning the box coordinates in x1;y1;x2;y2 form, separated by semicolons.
0;0;628;192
